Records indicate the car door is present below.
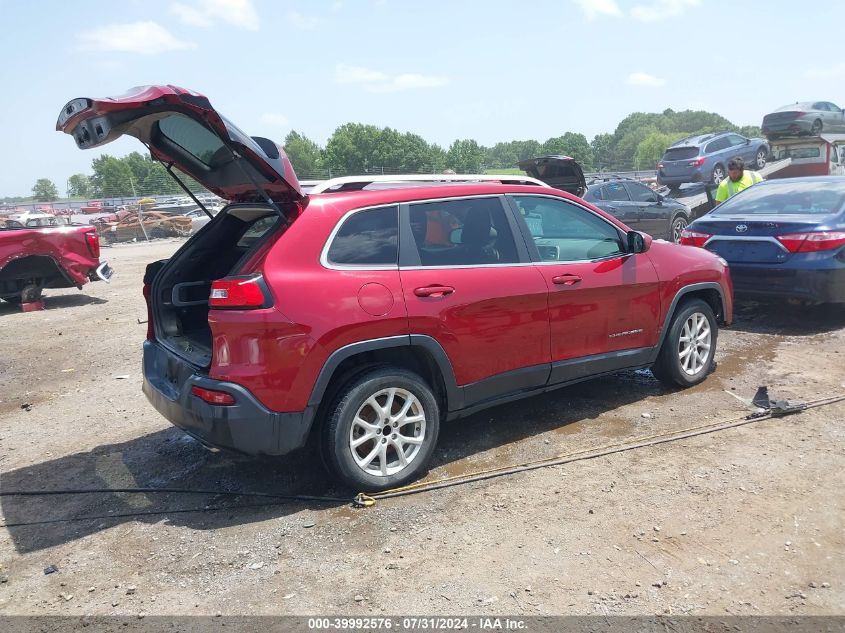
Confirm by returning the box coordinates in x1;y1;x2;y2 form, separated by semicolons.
399;195;551;407
624;181;669;239
824;102;845;132
594;182;641;230
726;134;752;162
506;194;661;385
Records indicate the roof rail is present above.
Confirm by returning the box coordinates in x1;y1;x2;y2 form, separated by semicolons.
307;173;550;194
586;174;636;184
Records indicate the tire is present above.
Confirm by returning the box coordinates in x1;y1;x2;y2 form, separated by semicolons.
670;214;689;244
651;298;718;387
711;164;726;185
811;119;823;135
323;367;440;491
755;148;767;170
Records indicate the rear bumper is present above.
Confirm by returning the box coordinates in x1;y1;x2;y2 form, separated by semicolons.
142;340;315;455
729;262;845;304
658;170;704;186
762;120;813;136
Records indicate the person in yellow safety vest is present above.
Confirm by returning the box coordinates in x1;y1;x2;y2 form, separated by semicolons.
713;156;763;205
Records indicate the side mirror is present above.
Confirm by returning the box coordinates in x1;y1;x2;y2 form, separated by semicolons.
627;231;651;254
656;194;664;204
745;138;751;145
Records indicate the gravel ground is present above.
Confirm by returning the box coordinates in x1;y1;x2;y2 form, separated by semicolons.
0;238;843;619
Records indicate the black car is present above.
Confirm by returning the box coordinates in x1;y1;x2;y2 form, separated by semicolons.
519;156;689;242
582;178;691;243
518;155;587;197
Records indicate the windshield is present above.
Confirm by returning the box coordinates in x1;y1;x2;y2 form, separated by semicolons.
712;181;845;216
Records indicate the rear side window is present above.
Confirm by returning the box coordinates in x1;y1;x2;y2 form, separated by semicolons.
663;147;698;161
602;183;630;202
626;182;659;203
409;197;518;266
327;205;398;266
705;137;731;153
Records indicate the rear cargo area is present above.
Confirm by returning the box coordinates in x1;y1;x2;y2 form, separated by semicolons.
150;204;286;368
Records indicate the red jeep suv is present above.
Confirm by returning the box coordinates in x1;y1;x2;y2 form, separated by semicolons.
58;86;733;490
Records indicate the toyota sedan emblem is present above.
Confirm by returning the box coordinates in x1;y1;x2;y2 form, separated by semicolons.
735;224;748;233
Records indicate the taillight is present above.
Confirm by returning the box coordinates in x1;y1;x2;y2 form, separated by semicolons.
776;231;845;253
688;158;706;167
143;283;155;341
657;163;664;169
209;275;270;309
679;229;711;248
191;386;236;406
85;231;100;258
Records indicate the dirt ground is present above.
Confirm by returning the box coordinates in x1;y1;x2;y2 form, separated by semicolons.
0;238;843;619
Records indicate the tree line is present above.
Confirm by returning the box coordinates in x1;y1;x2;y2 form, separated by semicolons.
16;108;761;202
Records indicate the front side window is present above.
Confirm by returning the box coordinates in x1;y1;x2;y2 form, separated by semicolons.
409;197;518;266
511;195;625;262
328;205;399;266
727;134;746;147
626;182;658;203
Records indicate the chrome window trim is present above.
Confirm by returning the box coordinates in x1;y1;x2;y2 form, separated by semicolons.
704;235;790;253
320;203;400;271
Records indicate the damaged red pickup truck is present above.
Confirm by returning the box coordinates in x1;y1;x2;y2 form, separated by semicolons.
0;221;113;305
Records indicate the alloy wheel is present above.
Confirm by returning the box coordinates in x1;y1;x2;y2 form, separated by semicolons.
671;216;688;243
756;150;766;169
712;166;725;184
678;312;712;376
349;387;426;477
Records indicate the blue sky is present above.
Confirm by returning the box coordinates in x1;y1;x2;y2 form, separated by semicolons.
1;0;842;197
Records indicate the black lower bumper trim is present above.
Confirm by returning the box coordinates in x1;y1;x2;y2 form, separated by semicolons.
142;341;315;456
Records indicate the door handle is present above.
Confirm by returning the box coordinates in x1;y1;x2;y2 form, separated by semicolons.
606;205;618;212
552;274;582;286
414;285;455;297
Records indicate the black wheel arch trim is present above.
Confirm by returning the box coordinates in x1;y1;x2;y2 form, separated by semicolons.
649;282;726;363
307;335;462;412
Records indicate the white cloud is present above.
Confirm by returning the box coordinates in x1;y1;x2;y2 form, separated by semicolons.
336;64;388;84
335;64;448;93
806;63;845;80
627;71;666;87
630;0;700;22
260;113;290;127
572;0;622;19
171;0;259;31
288;10;320;30
77;22;196;54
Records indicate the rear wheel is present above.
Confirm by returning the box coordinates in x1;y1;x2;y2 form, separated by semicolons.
652;299;718;387
811;119;823;135
670;214;689;244
323;367;440;491
755;148;767;170
711;164;726;185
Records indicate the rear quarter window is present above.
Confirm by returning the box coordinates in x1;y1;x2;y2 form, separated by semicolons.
327;205;399;266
